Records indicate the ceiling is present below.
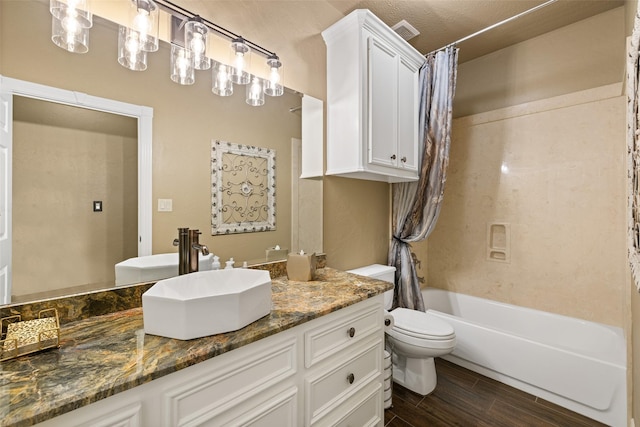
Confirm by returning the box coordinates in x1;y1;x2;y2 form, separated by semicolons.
176;0;624;64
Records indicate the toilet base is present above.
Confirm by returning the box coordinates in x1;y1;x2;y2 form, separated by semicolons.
391;354;437;396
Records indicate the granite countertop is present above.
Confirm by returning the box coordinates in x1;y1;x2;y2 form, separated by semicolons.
0;268;392;427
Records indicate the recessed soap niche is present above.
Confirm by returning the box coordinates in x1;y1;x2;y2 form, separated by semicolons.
487;222;510;263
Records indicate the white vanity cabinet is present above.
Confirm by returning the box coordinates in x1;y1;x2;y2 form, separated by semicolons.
322;9;425;183
36;296;384;427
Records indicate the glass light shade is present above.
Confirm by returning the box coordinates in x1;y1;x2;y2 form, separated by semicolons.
50;0;92;29
264;55;284;97
212;62;233;96
246;76;265;107
185;18;210;70
118;26;148;71
170;44;195;85
129;0;159;52
51;14;89;53
230;38;251;85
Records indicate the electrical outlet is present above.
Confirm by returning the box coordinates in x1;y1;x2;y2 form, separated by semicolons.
158;199;173;212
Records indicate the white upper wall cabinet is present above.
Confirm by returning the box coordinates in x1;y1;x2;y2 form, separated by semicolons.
322;9;425;183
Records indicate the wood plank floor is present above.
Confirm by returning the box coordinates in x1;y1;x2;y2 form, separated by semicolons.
384;358;607;427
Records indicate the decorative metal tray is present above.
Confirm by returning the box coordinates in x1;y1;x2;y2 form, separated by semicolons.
1;308;60;361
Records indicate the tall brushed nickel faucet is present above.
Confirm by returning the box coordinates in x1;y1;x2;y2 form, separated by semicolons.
173;227;210;275
189;229;210;273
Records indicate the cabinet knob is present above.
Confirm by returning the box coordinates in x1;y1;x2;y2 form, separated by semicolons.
347;327;356;338
401;157;407;163
390;154;396;160
347;373;355;384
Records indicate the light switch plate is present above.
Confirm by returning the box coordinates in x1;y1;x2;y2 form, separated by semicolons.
158;199;173;212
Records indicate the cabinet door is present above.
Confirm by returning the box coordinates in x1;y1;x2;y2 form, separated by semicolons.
367;36;398;169
397;57;419;172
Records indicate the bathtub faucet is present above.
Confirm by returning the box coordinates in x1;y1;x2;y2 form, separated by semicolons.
172;227;209;275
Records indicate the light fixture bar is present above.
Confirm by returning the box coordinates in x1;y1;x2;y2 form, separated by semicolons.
154;0;276;58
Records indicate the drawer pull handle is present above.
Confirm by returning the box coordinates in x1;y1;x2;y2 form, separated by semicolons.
384;318;391;327
390;154;397;160
347;373;355;384
401;156;407;163
347;327;356;338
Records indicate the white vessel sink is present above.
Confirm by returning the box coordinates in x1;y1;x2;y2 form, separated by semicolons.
142;269;272;340
115;253;213;286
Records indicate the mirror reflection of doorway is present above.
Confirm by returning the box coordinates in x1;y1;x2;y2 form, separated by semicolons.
12;96;138;302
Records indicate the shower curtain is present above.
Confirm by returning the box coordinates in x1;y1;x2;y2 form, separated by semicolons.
628;1;640;291
389;46;458;310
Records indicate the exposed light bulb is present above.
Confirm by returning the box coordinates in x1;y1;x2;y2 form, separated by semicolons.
217;65;229;85
170;44;194;85
264;55;283;96
177;50;189;78
246;76;264;106
234;52;245;74
191;33;205;55
133;10;150;37
269;66;280;85
212;62;233;96
118;25;147;71
230;37;250;84
185;18;210;70
125;32;140;53
128;0;158;52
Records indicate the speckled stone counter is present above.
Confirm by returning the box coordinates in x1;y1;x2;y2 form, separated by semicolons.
0;268;391;427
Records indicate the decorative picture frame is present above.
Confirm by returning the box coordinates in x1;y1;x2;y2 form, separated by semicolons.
629;5;640;291
211;140;276;235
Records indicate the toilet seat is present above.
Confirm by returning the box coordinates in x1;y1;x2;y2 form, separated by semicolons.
387;308;456;349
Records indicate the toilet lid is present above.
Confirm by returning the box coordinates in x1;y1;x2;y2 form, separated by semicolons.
391;308;455;340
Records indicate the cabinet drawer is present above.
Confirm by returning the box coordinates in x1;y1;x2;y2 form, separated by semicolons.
204;386;298;427
162;335;297;427
313;382;383;427
305;302;382;368
305;338;382;425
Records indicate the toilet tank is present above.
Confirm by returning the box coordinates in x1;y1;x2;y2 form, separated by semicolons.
347;264;396;309
347;264;396;283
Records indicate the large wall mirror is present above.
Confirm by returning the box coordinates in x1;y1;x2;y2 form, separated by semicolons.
0;76;153;304
0;0;322;306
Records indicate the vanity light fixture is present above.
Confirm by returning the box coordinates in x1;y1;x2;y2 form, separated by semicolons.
246;76;265;106
50;0;92;53
118;26;148;71
48;0;285;104
230;37;251;85
212;62;234;96
264;54;284;97
185;16;210;70
170;44;195;85
129;0;160;52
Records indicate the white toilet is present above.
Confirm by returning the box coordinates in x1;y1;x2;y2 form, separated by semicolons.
348;264;456;396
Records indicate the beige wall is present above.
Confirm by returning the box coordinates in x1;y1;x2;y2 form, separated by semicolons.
427;86;626;326
1;1;301;268
454;7;625;118
13;118;138;296
323;176;389;270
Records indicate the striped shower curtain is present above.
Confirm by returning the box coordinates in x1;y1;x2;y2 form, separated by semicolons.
389;46;458;310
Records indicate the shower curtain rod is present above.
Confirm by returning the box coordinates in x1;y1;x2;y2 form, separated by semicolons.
426;0;558;56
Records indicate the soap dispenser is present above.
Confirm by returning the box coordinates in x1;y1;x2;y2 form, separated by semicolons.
211;255;220;270
225;257;235;269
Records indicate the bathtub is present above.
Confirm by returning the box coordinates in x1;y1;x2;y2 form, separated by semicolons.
422;288;626;427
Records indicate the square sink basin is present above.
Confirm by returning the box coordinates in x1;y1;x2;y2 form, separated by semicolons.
115;253;213;286
142;269;272;340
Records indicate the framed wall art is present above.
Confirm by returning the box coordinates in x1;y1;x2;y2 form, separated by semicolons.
211;140;276;235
